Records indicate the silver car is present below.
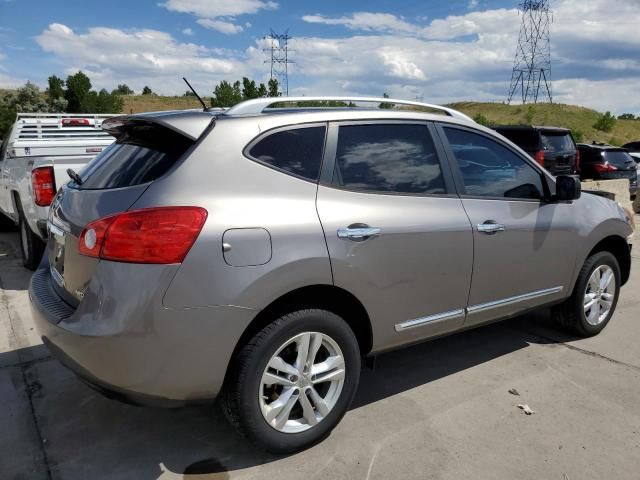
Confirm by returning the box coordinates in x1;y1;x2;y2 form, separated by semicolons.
30;97;634;453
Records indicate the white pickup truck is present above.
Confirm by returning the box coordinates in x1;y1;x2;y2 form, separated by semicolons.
0;113;117;269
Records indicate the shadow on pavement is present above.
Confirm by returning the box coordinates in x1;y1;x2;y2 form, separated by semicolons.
3;309;573;479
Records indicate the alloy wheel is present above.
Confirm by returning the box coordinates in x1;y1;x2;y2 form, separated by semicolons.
583;265;616;326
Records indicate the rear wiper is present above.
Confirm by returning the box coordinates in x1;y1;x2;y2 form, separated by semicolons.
67;168;83;185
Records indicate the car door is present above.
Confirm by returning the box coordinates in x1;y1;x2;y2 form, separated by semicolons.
316;121;473;352
437;124;577;327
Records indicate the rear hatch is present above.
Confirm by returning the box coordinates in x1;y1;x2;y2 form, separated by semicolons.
540;130;577;175
46;112;213;306
598;149;638;186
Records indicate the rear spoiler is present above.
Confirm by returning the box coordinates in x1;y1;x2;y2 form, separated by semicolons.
102;110;216;141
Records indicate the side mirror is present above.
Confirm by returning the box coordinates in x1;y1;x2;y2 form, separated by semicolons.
555;175;581;201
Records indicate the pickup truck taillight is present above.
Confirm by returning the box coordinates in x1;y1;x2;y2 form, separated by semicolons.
31;167;57;206
535;150;545;167
78;207;208;264
575;150;581;173
594;162;618;173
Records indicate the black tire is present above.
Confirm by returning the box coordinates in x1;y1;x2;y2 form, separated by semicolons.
553;251;621;337
19;214;45;271
221;309;361;454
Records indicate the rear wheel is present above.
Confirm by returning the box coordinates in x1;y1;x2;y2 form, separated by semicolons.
19;214;45;270
554;251;621;337
221;309;361;453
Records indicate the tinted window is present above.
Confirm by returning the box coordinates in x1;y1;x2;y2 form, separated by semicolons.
444;127;544;200
541;132;575;152
248;126;326;181
495;129;539;151
603;150;635;168
77;123;193;190
333;124;445;194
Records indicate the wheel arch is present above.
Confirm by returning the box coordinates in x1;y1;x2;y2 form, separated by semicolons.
587;235;632;286
228;284;373;367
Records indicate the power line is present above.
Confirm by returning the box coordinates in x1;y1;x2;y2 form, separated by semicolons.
507;0;553;104
264;30;294;96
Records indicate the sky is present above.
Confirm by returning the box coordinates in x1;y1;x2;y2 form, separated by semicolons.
0;0;639;114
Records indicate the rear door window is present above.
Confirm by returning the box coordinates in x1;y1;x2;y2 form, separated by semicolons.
541;132;574;152
247;125;326;182
76;122;193;189
332;123;446;195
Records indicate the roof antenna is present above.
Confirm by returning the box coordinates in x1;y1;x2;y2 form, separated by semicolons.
183;77;209;111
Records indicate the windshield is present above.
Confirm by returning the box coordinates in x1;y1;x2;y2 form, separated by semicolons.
541;132;574;152
603;150;635;168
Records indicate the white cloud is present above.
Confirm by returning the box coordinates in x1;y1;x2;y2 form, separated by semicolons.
161;0;277;35
181;27;194;36
302;13;422;35
197;18;243;34
35;23;249;93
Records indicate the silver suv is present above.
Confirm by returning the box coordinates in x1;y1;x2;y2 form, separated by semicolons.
30;97;634;453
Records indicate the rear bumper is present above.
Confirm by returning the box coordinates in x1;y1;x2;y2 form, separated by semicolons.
29;262;257;404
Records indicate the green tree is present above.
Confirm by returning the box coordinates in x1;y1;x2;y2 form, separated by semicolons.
256;83;268;98
142;86;153;95
65;71;92;113
571;129;585;143
618;113;636;120
525;105;536;124
241;77;259;99
473;113;492;127
211;80;243;108
379;92;394;109
83;88;124;113
112;84;134;95
184;90;196;97
267;78;280;97
0;96;17;141
13;82;49;112
593;111;617;132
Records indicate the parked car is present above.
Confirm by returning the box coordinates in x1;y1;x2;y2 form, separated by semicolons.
629;152;640;172
0;113;117;268
492;125;579;176
577;142;638;198
622;141;640;153
30;97;633;453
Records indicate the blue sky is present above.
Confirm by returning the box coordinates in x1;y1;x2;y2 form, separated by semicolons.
1;0;639;113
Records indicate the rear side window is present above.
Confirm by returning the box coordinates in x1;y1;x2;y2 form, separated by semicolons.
248;126;326;182
332;124;445;194
76;122;193;189
541;132;575;152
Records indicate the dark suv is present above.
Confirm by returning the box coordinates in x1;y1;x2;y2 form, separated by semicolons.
578;142;638;198
493;126;578;176
622;141;640;153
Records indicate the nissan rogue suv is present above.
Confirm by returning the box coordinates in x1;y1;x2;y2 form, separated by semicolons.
30;97;634;453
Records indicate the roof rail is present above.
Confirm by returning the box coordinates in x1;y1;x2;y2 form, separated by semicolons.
223;96;474;122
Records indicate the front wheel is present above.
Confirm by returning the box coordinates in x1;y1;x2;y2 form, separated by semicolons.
554;251;621;337
221;309;361;453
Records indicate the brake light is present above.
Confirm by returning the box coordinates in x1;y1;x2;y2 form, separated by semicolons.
535;150;545;167
79;207;207;264
31;167;56;206
575;150;581;172
594;162;618;173
61;118;90;127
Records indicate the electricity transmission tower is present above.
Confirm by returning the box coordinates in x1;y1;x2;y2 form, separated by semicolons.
264;30;294;96
507;0;553;104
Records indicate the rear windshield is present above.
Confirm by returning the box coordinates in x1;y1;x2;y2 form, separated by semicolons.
74;122;194;189
603;150;635;168
541;132;574;152
495;129;539;151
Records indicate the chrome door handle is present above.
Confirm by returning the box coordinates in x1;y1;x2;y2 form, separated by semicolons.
337;226;381;240
477;222;505;234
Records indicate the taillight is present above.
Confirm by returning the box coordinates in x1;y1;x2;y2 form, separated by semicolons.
31;167;56;206
535;150;545;167
79;207;208;264
575;150;581;172
61;118;90;127
594;162;618;173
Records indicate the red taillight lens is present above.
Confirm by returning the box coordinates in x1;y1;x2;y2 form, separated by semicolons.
31;167;56;206
575;150;581;172
535;150;545;167
594;162;618;173
61;118;90;127
78;207;208;264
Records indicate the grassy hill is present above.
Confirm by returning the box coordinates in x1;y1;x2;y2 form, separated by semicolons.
121;95;210;114
448;102;640;146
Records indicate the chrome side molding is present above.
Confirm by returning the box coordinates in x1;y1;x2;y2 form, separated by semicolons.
395;309;465;332
394;286;564;333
